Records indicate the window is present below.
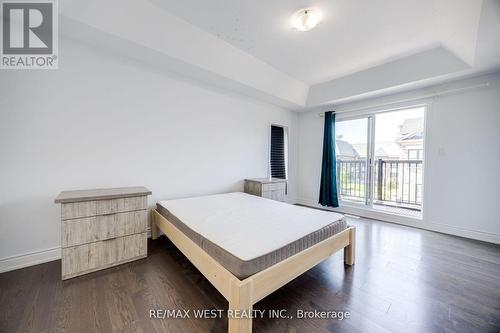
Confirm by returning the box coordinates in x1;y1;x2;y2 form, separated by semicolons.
335;106;426;217
270;125;287;179
408;149;423;160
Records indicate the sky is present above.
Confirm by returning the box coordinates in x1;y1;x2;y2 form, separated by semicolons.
335;107;424;145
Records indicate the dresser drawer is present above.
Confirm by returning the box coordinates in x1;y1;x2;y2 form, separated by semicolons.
96;196;147;215
262;189;285;202
62;232;147;279
61;201;97;220
62;210;147;248
261;182;286;192
61;196;148;220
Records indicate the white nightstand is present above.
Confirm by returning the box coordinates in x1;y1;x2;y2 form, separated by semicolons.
244;178;287;202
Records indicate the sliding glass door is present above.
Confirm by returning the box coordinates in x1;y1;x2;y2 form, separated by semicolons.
335;106;425;216
335;117;370;205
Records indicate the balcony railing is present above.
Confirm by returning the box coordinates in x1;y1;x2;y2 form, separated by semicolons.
337;159;423;210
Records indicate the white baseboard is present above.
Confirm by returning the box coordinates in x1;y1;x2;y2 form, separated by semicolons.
0;227;154;274
297;198;500;244
0;247;61;274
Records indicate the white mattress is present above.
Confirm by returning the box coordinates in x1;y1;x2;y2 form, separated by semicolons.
158;192;345;261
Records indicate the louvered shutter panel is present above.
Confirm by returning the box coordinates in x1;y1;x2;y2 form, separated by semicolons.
270;126;286;179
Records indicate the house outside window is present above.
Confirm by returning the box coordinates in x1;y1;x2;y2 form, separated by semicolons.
408;149;423;160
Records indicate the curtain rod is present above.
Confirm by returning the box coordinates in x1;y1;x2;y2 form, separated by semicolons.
318;82;490;117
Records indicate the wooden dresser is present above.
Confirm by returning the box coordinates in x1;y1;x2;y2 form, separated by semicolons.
55;186;151;280
244;178;287;202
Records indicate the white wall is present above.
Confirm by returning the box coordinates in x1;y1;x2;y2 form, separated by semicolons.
298;72;500;243
0;38;298;271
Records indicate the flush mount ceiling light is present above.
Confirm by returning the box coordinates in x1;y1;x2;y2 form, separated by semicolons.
291;8;322;31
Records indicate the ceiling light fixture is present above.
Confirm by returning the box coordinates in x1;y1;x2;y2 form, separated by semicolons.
291;8;322;32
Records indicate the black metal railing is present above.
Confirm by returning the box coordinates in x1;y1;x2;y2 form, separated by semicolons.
337;160;367;201
337;159;423;210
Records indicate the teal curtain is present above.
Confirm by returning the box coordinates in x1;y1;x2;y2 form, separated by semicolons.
319;111;339;207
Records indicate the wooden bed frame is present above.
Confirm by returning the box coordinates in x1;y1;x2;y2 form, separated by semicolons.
151;208;355;333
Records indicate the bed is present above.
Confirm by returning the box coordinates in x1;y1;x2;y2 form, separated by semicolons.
151;192;355;333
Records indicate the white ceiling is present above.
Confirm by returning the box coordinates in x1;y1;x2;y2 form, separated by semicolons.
61;0;500;109
149;0;487;85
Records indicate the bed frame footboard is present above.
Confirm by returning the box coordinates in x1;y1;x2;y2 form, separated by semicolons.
151;209;355;333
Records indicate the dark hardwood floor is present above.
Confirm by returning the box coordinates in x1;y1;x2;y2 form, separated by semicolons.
1;217;499;333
